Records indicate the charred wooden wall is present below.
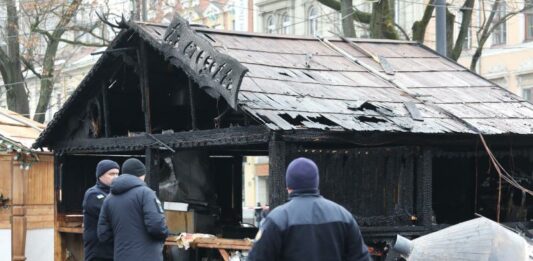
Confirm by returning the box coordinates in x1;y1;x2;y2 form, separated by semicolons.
269;143;424;227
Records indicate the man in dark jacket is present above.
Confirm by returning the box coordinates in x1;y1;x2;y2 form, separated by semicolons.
97;158;169;261
83;159;119;261
247;157;370;261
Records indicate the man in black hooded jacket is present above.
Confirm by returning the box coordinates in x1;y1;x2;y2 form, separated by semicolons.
97;158;168;261
83;159;119;261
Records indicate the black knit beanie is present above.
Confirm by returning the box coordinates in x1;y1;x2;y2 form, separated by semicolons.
122;158;146;177
95;159;119;179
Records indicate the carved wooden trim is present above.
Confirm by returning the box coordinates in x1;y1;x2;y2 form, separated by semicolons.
161;15;248;109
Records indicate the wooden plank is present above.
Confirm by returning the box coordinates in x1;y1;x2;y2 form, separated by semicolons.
218;249;230;261
354;42;440;58
52;126;270;153
57;227;83;234
12;161;27;261
26;205;54;229
26;154;54;205
223;49;368;72
244;64;393;87
209;34;341;56
393;71;493;88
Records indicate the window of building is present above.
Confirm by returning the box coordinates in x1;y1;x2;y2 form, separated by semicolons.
308;6;318;36
526;0;533;40
519;72;533;102
282;12;291;34
492;1;507;45
266;15;275;34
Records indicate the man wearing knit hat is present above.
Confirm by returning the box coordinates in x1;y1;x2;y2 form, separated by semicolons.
247;157;370;261
98;158;168;261
83;159;119;261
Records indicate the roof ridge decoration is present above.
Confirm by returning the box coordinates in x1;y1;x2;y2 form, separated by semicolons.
161;15;248;109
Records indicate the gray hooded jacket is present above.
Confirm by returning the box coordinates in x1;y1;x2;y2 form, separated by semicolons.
97;174;168;261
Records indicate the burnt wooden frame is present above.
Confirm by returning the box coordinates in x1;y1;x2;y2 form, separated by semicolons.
49;126;270;153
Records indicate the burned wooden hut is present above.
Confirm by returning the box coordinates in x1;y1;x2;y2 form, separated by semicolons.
33;16;533;259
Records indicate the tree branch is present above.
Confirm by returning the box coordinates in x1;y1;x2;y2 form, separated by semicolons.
58;38;108;47
394;22;411;40
318;0;371;24
0;47;11;74
20;56;42;79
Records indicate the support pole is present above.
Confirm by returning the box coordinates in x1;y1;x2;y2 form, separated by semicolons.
138;41;158;193
435;0;447;56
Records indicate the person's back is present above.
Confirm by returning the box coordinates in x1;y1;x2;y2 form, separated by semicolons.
247;158;370;261
98;159;168;261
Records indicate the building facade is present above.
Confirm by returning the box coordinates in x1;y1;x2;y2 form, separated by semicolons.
457;1;533;102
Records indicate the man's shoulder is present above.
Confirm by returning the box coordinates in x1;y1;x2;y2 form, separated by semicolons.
264;203;291;225
84;185;101;199
320;197;355;222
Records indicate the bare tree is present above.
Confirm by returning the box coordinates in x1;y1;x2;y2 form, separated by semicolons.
470;0;533;70
318;0;532;70
0;0;30;115
0;0;116;122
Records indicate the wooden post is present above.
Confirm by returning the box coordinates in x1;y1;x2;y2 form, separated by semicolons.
101;82;111;137
53;155;65;261
416;148;433;227
138;41;152;133
268;132;288;209
11;161;27;261
138;41;158;194
233;156;243;220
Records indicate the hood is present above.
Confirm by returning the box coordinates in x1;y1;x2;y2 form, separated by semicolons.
111;174;145;195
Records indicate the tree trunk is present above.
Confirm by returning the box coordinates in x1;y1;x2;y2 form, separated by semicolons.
33;40;60;123
412;0;435;43
446;8;455;57
133;0;142;21
4;0;30;116
341;0;356;37
33;0;81;123
450;0;475;61
370;0;399;39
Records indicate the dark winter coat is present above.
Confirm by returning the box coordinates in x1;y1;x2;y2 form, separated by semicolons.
247;189;370;261
83;181;114;261
97;174;168;261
